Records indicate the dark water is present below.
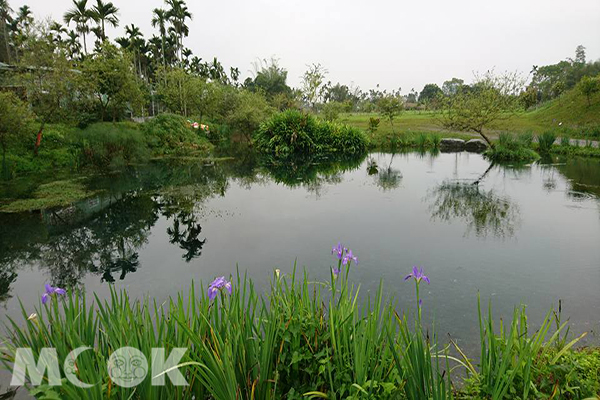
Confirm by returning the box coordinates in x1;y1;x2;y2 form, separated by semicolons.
1;150;600;351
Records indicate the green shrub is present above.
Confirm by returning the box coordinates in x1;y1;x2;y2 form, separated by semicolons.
538;131;557;153
560;136;571;147
254;110;368;158
517;131;534;147
143;113;213;155
73;122;149;168
416;133;429;149
486;133;540;162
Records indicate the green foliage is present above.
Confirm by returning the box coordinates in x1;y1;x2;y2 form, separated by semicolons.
245;58;292;98
485;133;540;162
537;131;557;153
517;131;534;147
254;110;368;158
0;91;35;179
367;117;380;135
143;114;213;155
440;72;524;145
225;89;273;140
79;42;144;121
377;95;403;133
320;101;344;122
2;262;596;399
419;83;443;104
577;75;600;107
73;122;149;168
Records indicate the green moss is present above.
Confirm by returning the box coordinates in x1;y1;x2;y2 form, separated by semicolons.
0;178;102;213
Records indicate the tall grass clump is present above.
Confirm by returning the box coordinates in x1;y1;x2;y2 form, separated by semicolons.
485;133;540;162
73;122;149;169
538;131;557;153
254;110;368;158
1;247;597;399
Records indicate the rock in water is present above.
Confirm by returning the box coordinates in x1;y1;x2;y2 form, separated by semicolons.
440;138;466;152
465;139;488;153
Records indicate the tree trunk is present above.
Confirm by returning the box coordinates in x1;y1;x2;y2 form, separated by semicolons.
476;129;493;147
2;20;10;64
34;121;46;156
2;145;7;180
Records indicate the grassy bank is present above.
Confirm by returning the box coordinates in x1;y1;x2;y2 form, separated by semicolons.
342;86;600;142
2;250;598;399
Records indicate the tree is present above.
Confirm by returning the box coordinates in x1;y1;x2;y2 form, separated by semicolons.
63;0;93;54
377;94;403;134
418;83;443;106
301;63;327;109
226;90;273;141
166;0;191;63
80;42;143;120
442;78;464;96
0;0;12;63
439;71;524;146
578;75;599;107
321;101;344;122
151;8;168;67
0;92;33;178
90;0;119;41
18;31;77;152
246;58;291;98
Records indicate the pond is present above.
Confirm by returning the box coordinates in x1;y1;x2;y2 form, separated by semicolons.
1;149;600;353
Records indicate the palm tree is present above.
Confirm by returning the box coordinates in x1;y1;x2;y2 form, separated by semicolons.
91;0;118;41
0;0;13;63
166;0;191;63
151;8;168;67
63;0;93;54
16;5;32;32
49;21;67;45
65;29;81;59
124;24;144;77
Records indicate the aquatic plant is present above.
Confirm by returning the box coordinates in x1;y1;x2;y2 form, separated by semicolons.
0;246;595;399
254;110;368;158
538;131;558;153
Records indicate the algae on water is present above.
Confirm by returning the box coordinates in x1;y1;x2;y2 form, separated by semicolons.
0;178;101;213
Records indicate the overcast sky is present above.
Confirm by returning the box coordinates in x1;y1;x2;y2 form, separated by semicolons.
13;0;600;93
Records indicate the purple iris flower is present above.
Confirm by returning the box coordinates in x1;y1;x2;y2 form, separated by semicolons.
404;266;430;284
332;243;346;260
208;276;232;301
41;284;66;304
342;249;358;266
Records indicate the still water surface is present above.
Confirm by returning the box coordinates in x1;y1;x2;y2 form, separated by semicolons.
1;150;599;351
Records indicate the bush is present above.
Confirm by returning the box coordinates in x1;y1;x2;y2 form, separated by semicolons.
254;110;368;158
143;114;213;155
538;131;557;153
73;123;149;168
485;133;540;162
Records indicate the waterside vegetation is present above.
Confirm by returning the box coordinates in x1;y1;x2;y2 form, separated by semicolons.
1;252;598;399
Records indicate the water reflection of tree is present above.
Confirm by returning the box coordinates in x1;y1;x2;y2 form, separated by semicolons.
554;157;600;200
167;212;206;262
373;153;403;191
427;181;520;238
